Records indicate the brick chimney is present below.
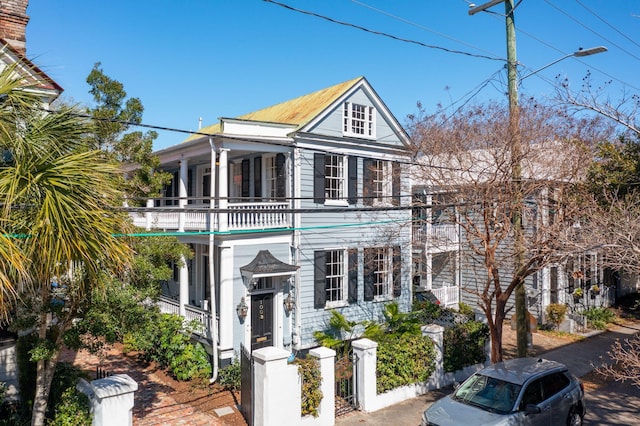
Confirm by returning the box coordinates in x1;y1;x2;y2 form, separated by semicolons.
0;0;29;56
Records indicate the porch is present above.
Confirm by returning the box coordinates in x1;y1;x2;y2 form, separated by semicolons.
130;201;291;232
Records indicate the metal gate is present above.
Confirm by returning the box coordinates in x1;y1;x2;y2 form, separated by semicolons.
240;343;253;426
334;346;358;416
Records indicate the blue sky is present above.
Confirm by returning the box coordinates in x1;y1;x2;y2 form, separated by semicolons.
26;1;640;150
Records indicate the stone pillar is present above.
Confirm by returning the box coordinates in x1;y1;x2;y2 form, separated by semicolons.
77;374;138;426
422;324;444;389
307;346;336;425
352;338;378;413
252;347;300;426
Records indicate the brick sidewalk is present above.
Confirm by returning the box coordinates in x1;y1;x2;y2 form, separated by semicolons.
59;346;224;426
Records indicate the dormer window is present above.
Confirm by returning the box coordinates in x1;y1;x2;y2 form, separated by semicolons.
343;102;376;138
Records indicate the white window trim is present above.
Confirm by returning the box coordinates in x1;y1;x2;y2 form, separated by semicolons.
373;246;393;301
324;154;349;206
343;101;376;139
325;248;349;308
263;154;277;200
372;160;392;206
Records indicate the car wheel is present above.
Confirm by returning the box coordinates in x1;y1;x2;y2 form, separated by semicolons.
567;407;582;426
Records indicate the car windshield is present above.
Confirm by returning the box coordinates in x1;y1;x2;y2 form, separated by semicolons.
452;374;522;414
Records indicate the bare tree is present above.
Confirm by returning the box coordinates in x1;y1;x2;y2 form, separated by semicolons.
597;335;640;388
408;99;608;363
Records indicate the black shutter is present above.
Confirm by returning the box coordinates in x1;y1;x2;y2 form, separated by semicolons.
348;156;358;205
313;153;325;204
241;159;250;198
392;162;401;206
393;245;402;297
363;158;373;206
348;249;358;303
363;248;374;301
314;251;327;309
276;153;286;199
254;156;261;201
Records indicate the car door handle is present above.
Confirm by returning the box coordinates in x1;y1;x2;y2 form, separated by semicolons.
562;393;572;400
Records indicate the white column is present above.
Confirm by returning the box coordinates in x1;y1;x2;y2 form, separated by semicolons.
178;158;188;232
145;198;154;230
352;338;378;413
218;245;233;355
218;148;229;232
179;254;189;316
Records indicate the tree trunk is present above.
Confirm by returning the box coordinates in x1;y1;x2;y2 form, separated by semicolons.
31;310;58;426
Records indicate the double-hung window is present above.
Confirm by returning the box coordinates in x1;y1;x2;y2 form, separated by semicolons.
325;249;346;304
371;247;392;299
264;155;278;200
324;154;346;202
371;160;391;204
343;102;376;138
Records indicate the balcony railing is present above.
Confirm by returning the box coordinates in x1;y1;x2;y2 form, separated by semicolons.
412;223;459;249
130;201;291;232
158;296;213;339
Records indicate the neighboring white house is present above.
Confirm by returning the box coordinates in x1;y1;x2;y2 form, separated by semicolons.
132;77;413;364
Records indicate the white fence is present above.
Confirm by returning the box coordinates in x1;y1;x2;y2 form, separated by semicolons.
157;296;213;338
430;285;460;308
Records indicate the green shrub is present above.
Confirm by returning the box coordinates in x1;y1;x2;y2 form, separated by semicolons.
47;363;89;420
16;333;37;414
295;356;323;417
443;321;489;372
48;387;91;426
218;358;241;392
376;334;436;393
458;302;475;319
125;313;211;381
546;304;567;330
584;307;616;330
412;300;443;323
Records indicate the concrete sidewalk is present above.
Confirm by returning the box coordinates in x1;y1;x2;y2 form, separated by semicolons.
335;323;640;426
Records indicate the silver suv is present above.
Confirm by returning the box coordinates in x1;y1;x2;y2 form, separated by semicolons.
422;358;585;426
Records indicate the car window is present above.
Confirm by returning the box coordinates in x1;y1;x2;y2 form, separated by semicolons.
454;374;521;414
541;372;570;399
520;378;543;409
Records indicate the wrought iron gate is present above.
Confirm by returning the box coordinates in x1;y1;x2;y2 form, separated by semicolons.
334;346;358;416
240;343;254;426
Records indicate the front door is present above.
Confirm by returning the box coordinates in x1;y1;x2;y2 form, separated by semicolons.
251;292;273;351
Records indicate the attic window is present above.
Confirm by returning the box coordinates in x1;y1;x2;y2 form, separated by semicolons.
343;102;376;138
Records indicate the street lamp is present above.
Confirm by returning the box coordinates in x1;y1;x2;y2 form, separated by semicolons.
519;46;607;83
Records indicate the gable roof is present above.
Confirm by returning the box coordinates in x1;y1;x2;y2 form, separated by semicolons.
184;77;363;143
0;39;63;100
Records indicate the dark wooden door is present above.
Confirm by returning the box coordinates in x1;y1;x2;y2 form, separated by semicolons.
251;292;273;351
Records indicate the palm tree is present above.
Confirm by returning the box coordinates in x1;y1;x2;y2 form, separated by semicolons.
0;69;132;426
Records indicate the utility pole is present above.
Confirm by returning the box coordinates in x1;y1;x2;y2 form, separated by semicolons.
470;0;529;358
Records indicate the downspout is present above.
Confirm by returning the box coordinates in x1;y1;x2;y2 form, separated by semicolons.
208;137;219;383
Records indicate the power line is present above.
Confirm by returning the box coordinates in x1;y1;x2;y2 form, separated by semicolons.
544;0;640;63
351;0;502;60
575;0;640;50
263;0;505;62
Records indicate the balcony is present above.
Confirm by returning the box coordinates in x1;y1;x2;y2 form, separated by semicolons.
413;223;459;251
130;201;291;232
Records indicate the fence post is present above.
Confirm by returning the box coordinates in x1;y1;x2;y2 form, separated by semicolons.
77;374;137;426
252;346;300;426
308;346;336;425
422;324;444;389
351;338;377;413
